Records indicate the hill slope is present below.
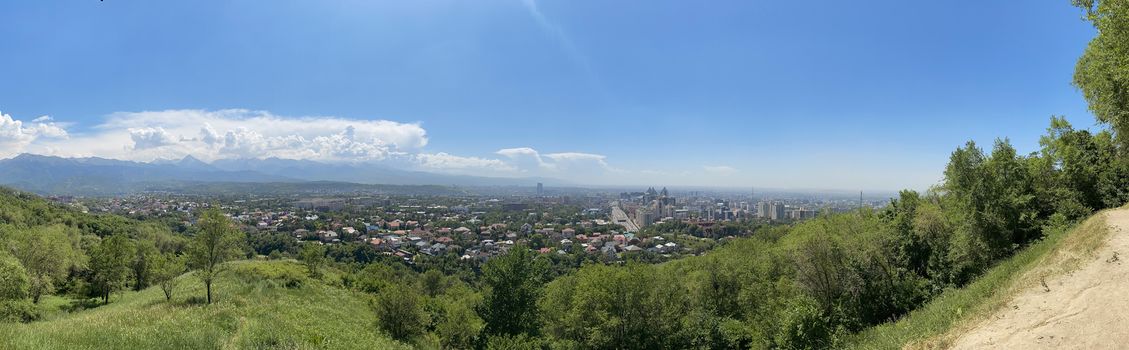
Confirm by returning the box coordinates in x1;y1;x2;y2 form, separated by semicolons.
946;209;1129;349
850;208;1123;349
0;260;408;350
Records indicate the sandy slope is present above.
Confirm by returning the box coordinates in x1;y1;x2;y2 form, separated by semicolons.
949;209;1129;349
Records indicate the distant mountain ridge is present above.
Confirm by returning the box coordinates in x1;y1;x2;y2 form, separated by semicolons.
0;154;556;195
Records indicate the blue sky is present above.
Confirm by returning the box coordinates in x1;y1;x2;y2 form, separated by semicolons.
0;0;1099;190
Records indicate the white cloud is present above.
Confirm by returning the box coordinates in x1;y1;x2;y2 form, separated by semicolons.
30;109;428;162
129;127;178;150
545;152;608;167
497;147;551;171
33;123;68;138
6;108;648;185
0;111;69;157
494;147;616;182
415;152;515;172
199;123;221;146
703;165;738;176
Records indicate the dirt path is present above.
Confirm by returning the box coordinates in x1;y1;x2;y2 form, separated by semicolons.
949;209;1129;349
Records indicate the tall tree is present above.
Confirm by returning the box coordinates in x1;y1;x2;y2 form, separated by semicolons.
478;246;547;338
90;234;134;304
131;238;158;291
6;225;83;303
188;208;243;304
1074;0;1129;147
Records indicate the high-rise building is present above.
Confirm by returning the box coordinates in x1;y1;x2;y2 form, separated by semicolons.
635;206;656;227
757;201;771;219
537;183;544;196
770;202;786;221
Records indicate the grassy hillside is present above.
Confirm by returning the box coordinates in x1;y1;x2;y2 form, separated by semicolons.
0;260;408;350
847;209;1115;349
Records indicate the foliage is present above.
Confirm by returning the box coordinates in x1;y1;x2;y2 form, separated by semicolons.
0;260;408;349
479;246;548;338
0;300;42;323
187;208;244;304
130;238;158;291
540;263;687;349
249;231;299;257
150;252;186;301
5;225;83;303
484;334;544;350
1073;0;1129;146
433;286;484;349
372;283;427;342
89;234;134;304
300;243;327;279
0;254;30;301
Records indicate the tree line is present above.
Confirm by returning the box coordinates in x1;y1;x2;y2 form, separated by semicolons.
0;193;246;322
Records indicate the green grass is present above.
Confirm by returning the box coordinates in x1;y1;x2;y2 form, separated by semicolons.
0;260;410;350
847;211;1113;350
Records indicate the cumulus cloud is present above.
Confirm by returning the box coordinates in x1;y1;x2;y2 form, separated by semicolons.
199;123;221;146
703;165;738;176
415;152;515;172
129;127;178;150
6;108;638;185
32;109;428;162
0;111;69;157
495;147;613;179
497;147;550;171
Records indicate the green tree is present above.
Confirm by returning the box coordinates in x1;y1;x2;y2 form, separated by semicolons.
478;246;547;338
299;243;326;279
151;252;186;301
188;208;243;304
373;284;426;342
942;139;1040;279
912;200;956;290
89;234;134;304
1073;0;1129;147
0;254;30;300
131;238;158;291
419;269;447;297
792;234;849;323
6;225;83;303
435;288;484;349
539;263;688;349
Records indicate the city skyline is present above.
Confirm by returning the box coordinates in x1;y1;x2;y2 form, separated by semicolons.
0;0;1100;191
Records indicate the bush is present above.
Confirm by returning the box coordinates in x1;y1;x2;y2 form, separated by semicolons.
0;300;42;323
230;261;307;289
372;284;426;342
0;254;30;300
485;334;543;350
774;297;838;350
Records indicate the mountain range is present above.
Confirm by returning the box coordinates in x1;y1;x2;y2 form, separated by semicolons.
0;154;555;195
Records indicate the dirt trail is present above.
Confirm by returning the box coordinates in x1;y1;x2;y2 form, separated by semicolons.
949;209;1129;349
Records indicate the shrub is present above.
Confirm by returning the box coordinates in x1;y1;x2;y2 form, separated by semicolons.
0;300;42;323
774;297;838;350
0;254;30;300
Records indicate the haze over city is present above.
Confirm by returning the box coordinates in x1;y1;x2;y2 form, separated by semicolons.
0;0;1098;190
